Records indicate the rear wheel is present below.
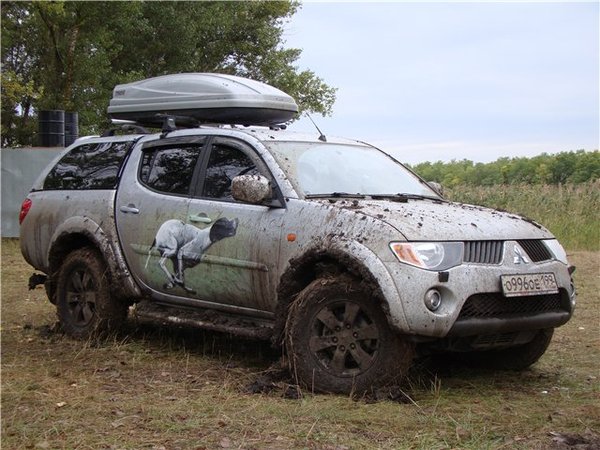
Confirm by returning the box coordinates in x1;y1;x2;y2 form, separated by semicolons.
56;248;127;339
460;329;554;370
285;277;413;394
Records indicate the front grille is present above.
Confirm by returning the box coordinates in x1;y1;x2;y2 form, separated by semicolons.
458;291;567;319
517;239;553;262
463;241;504;264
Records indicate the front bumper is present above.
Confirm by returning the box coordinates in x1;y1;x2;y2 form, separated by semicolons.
446;290;571;337
384;245;576;338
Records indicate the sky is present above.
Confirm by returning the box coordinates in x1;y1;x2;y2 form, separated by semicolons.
283;1;599;164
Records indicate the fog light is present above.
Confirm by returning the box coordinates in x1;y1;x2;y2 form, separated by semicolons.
424;289;442;311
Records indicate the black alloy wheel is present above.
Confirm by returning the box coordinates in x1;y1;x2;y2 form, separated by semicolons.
56;248;127;339
286;277;414;394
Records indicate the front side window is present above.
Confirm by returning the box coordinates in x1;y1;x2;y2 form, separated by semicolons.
44;141;132;190
140;145;201;196
202;144;260;201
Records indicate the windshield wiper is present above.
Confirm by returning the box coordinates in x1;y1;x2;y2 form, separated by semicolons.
370;193;442;202
305;192;367;199
305;193;443;201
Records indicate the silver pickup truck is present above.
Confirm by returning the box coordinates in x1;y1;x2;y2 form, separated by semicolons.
20;74;576;394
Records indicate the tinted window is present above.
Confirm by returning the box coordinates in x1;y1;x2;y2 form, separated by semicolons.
203;144;259;200
44;141;132;190
140;145;201;196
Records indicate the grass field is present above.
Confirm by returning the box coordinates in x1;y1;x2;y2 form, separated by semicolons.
2;238;599;449
447;181;600;251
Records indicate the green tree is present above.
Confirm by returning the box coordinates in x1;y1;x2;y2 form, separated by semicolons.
548;152;577;184
410;151;599;186
1;70;41;146
1;1;336;146
568;150;600;183
1;2;41;146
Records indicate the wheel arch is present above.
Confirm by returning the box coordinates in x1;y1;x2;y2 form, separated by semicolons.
47;217;142;302
272;240;410;346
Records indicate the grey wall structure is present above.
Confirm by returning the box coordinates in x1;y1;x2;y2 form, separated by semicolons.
1;148;63;237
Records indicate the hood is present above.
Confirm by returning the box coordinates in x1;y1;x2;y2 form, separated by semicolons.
322;198;553;241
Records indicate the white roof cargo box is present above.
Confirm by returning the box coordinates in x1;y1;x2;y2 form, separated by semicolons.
107;73;299;127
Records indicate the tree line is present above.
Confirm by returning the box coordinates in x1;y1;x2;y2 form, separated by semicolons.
1;1;336;147
409;150;599;186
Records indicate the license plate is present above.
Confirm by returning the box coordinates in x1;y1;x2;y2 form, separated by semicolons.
501;273;559;297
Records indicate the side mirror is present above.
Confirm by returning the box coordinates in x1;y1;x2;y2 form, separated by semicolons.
231;174;272;204
428;181;444;196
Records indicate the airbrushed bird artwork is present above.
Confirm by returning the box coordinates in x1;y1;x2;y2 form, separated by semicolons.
146;218;239;293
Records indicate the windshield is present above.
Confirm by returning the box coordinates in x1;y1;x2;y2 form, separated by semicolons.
266;142;438;198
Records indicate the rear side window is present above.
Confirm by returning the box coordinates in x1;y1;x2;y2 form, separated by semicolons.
139;145;202;196
44;141;132;190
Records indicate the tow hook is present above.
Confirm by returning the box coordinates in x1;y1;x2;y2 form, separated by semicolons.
28;273;47;290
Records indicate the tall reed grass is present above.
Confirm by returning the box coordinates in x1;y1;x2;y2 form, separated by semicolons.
447;181;599;251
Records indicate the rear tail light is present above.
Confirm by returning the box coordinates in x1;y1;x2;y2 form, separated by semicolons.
19;198;32;224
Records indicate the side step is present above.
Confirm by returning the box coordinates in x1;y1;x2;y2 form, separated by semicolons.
132;301;273;340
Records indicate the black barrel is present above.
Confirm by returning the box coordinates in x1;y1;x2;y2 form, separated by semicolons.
64;111;79;146
38;110;65;147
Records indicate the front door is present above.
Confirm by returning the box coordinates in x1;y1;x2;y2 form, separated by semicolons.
174;137;284;313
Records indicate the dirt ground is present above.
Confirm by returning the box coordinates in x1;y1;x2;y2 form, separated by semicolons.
2;239;599;449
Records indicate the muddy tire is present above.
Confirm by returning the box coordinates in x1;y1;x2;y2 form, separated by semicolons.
461;329;554;370
285;277;414;394
56;248;127;339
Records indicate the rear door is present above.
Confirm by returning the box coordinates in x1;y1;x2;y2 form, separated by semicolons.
115;137;206;297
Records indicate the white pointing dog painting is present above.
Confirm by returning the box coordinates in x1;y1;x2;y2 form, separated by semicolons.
146;217;238;293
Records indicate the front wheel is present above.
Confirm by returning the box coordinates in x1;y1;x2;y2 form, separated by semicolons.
285;277;414;394
56;248;128;339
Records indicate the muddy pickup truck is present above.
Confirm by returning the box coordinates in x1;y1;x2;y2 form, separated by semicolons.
20;73;576;394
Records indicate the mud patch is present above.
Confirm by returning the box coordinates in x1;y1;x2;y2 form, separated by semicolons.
244;363;415;403
244;364;301;399
361;385;416;404
35;322;61;340
548;431;600;450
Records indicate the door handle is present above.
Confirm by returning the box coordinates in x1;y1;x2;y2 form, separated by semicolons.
189;213;212;224
119;204;140;214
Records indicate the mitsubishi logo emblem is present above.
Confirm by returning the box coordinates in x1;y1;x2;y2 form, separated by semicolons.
513;245;530;265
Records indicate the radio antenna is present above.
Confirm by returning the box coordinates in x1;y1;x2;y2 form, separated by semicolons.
306;113;327;142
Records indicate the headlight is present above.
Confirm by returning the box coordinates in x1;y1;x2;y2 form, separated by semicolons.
389;242;463;271
544;239;569;265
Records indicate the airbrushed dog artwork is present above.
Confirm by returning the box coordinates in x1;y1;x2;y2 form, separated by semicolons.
146;217;238;293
